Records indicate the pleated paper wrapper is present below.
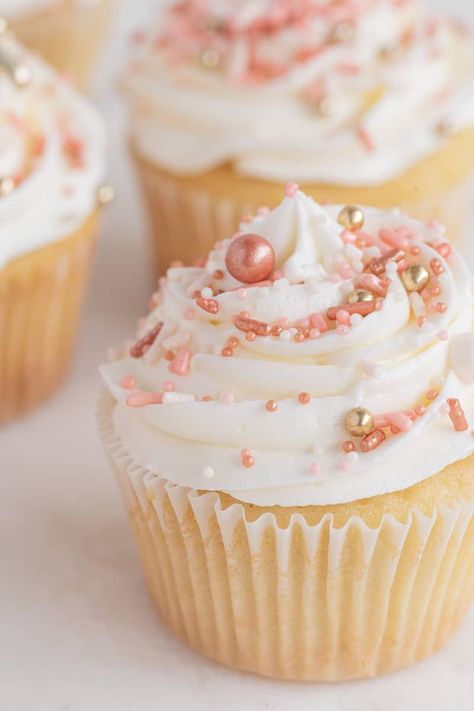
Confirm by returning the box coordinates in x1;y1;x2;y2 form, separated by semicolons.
0;211;98;422
10;0;114;88
135;151;474;274
99;393;474;681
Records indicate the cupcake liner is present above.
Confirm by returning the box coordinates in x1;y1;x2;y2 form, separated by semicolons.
134;150;474;274
10;0;114;88
98;393;474;681
0;211;98;422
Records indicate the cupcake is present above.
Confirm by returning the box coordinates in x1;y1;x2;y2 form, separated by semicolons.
0;34;106;422
123;0;474;272
1;0;113;87
99;187;474;681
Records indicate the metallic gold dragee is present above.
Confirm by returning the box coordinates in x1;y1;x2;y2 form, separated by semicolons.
97;184;115;206
337;205;365;232
329;21;355;43
0;33;32;87
200;47;222;70
347;289;375;304
345;407;375;437
400;264;430;292
316;96;335;117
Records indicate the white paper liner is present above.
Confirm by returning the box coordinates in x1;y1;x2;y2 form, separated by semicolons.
98;391;474;681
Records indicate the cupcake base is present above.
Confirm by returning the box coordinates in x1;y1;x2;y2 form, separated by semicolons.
134;127;474;273
99;393;474;681
0;212;98;423
10;0;114;88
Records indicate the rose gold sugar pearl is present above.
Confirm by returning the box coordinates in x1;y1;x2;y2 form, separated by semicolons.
222;347;233;357
298;392;311;404
272;325;283;337
201;395;213;402
294;332;305;343
246;331;256;342
343;441;355;453
426;389;439;401
266;400;278;412
162;380;175;392
410;246;420;256
430;285;441;296
415;405;426;416
213;269;224;280
227;336;239;349
435;302;447;313
164;350;175;361
241;449;255;468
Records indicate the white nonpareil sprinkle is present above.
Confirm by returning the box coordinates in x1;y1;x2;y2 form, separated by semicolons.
201;287;214;298
162;392;196;404
202;466;215;479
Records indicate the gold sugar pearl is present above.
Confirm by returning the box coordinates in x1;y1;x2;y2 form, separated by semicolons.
330;21;355;43
0;176;15;197
400;264;430;292
337;205;364;232
97;184;115;206
316;96;335;118
200;47;222;70
345;407;375;437
347;289;374;304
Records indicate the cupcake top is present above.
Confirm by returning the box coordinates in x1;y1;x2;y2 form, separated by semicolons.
124;0;474;185
101;187;474;507
0;32;105;268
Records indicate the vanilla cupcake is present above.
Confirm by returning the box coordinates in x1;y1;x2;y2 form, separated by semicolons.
123;0;474;272
99;187;474;681
1;0;113;87
0;35;106;422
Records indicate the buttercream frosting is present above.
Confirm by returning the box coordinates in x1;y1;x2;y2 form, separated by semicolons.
101;189;474;507
0;0;100;19
123;0;474;185
0;33;105;268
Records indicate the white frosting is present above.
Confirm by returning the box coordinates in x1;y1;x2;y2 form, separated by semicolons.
0;35;105;267
124;0;474;185
101;191;474;507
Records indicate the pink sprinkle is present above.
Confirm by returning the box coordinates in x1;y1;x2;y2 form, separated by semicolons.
237;288;247;300
356;273;386;296
426;389;439;401
437;330;449;341
168;347;192;376
285;182;299;197
309;312;328;332
309;328;321;339
341;229;356;244
417;316;427;328
183;307;196;320
338;263;353;279
379;228;408;250
336;309;350;325
120;374;136;390
356;124;375;152
221;392;235;404
127;391;163;408
278;317;291;329
337;324;349;335
162;380;175;392
309;463;321;476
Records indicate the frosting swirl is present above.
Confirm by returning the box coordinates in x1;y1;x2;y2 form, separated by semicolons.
101;189;474;506
0;34;105;267
124;0;474;184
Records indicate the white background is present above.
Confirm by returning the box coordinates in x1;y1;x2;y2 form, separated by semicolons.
1;1;474;709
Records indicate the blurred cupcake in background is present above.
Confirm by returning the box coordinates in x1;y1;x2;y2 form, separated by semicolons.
1;0;114;87
0;33;107;423
123;0;474;272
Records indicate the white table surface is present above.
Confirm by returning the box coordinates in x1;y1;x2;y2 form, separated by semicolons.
1;1;474;709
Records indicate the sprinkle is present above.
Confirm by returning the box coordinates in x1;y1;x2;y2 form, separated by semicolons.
202;466;215;480
279;330;292;342
367;249;405;276
201;395;213;402
447;398;469;432
435;302;447;313
127;391;162;407
196;296;219;314
221;347;233;357
430;258;444;276
265;400;278;412
246;331;257;341
437;330;449;341
327;300;381;320
227;336;239;349
356;124;375;152
309;312;328;332
241;449;255;468
213;269;224;280
234;315;271;336
285;182;299;197
120;374;136;390
343;441;355;453
278;317;291;329
360;428;386;452
221;392;234;404
309;328;321;338
417;315;427;328
350;313;363;327
162;380;175;392
168;347;192;376
336;309;350;325
298;392;311;404
309;462;321;476
130;323;163;359
415;405;426;417
426;389;439;401
434;243;452;259
272;325;283;336
162;392;195;404
410;246;421;256
294;332;305;342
